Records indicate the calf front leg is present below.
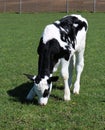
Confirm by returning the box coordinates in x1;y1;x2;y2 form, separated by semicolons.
61;59;70;101
26;86;36;100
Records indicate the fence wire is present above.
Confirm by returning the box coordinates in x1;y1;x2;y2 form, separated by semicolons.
0;0;105;13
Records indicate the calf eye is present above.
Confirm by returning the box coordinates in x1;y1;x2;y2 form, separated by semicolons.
43;89;49;97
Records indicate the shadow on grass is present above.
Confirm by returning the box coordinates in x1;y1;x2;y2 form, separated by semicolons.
51;94;63;101
50;84;64;101
53;84;64;90
7;81;38;105
7;82;64;105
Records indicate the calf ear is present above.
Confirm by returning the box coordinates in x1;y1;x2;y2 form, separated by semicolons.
47;76;59;84
23;73;36;81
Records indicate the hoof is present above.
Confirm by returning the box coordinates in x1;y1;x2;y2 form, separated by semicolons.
73;90;79;95
64;96;71;101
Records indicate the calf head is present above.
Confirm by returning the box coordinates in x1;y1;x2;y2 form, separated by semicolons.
24;74;58;105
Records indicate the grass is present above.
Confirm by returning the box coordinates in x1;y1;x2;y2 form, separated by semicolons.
0;12;105;130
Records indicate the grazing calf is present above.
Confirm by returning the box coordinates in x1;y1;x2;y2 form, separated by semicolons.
25;14;88;105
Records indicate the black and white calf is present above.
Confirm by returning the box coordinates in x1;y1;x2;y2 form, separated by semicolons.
25;14;88;105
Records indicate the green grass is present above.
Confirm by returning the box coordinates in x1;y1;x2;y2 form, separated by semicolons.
0;12;105;130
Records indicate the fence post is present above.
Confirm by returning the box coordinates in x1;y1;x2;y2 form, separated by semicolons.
19;0;22;14
66;0;69;13
93;0;96;12
4;0;6;13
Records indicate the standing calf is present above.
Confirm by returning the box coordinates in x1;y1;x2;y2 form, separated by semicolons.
25;14;88;105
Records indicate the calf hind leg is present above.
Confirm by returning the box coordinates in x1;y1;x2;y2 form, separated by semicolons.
73;50;84;94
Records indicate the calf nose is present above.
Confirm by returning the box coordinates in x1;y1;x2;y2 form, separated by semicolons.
40;103;46;106
39;101;48;106
38;97;48;106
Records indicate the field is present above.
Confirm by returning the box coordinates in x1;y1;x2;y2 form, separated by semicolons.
0;12;105;130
